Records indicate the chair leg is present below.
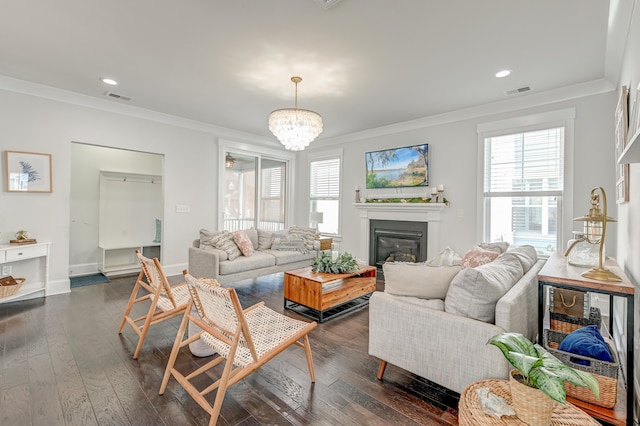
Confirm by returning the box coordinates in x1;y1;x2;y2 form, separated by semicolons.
377;360;387;380
132;295;161;359
118;272;144;334
160;307;191;395
302;334;315;382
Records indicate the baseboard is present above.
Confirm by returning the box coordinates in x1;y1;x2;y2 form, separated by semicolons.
69;263;99;277
48;278;71;296
163;262;188;278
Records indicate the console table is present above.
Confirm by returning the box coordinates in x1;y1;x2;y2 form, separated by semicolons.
0;242;50;304
537;253;635;425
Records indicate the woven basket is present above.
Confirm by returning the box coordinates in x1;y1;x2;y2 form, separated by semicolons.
509;370;554;426
550;307;601;334
544;328;619;408
0;277;26;299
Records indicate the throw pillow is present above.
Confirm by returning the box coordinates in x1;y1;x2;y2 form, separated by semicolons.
444;253;524;323
257;229;274;250
558;325;614;365
425;246;462;266
460;246;500;268
478;241;510;254
289;225;318;251
383;262;462;299
506;245;538;272
271;235;308;253
233;230;254;257
210;231;242;260
245;227;259;250
199;228;224;251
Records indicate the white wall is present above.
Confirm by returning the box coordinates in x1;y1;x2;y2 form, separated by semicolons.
299;92;616;261
0;89;219;293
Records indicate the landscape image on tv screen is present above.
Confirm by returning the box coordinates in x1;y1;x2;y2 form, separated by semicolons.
365;144;429;189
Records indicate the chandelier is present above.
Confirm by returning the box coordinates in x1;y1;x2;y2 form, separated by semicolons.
269;76;323;151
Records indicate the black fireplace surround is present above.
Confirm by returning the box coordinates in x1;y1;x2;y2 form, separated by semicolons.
369;220;428;268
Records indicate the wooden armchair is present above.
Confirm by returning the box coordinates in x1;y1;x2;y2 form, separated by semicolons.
118;250;191;359
160;271;317;426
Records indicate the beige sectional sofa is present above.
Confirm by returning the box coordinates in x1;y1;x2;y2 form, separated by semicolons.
368;244;545;394
189;227;319;284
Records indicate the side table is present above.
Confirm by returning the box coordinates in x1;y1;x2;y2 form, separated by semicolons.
459;379;599;425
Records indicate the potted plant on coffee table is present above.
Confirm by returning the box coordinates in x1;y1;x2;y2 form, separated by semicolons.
488;332;599;426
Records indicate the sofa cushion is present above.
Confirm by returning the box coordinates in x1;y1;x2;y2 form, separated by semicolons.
218;251;276;275
263;249;316;265
383;262;462;299
506;245;538;272
271;235;308;253
257;229;274;250
444;253;524;323
210;231;242;261
425;246;462;266
386;293;446;311
233;230;255;257
199;229;224;251
288;226;318;251
478;242;510;254
460;245;500;268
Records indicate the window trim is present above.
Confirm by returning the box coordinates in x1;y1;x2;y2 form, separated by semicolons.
308;148;343;238
476;109;575;253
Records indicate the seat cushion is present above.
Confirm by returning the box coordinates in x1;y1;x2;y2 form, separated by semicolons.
262;249;315;265
219;251;275;275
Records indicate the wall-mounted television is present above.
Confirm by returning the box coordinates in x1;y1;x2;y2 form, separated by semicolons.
365;143;429;189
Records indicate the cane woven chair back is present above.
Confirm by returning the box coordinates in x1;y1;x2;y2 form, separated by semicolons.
160;272;317;426
117;250;190;359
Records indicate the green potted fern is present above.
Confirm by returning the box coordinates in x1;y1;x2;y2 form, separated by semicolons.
488;332;599;426
311;252;359;274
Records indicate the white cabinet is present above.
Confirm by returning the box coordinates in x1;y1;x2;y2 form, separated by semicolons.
0;242;50;303
98;243;160;276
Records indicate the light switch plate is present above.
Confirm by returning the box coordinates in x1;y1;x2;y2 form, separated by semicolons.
2;265;12;276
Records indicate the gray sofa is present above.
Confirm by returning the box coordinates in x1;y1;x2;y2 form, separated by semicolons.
368;245;545;394
189;227;319;284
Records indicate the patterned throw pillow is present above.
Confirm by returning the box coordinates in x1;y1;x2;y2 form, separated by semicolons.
271;235;308;253
233;230;254;257
289;225;318;251
199;228;223;250
460;246;499;268
210;231;242;260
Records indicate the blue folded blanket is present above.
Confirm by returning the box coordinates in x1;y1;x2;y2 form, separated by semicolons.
558;325;613;366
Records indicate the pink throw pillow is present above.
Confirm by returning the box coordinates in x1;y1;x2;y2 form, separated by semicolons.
460;246;499;268
233;231;254;257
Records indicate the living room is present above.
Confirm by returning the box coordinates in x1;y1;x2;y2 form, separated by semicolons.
1;0;640;424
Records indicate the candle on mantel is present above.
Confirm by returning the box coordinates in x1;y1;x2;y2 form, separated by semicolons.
437;184;444;191
430;187;437;195
355;185;361;191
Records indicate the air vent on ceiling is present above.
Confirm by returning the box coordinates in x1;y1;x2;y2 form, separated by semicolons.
313;0;343;9
505;86;531;96
104;91;132;101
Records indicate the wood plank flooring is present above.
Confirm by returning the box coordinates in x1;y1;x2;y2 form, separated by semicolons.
0;272;461;425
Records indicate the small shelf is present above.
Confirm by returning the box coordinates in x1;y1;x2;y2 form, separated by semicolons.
618;127;640;164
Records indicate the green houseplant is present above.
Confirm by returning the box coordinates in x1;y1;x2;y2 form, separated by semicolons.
488;332;599;425
311;251;359;274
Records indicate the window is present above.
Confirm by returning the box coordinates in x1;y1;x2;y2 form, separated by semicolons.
482;126;565;256
309;155;341;236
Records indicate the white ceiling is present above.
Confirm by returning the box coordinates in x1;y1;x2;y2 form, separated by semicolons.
0;0;625;142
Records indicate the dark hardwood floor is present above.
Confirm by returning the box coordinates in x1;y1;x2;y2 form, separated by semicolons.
0;272;460;425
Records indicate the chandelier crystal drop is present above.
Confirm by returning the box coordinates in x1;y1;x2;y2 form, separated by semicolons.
269;76;323;151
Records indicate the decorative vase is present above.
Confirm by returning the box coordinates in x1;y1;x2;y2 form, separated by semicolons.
509;370;554;426
566;232;599;267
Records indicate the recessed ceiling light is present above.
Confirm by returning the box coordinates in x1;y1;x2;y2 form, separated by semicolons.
495;70;512;78
100;77;118;86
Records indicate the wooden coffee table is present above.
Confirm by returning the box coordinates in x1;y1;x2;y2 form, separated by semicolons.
284;264;376;322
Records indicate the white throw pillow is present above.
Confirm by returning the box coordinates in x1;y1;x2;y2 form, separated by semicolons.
383;262;463;300
506;245;538;272
444;254;524;323
425;246;462;266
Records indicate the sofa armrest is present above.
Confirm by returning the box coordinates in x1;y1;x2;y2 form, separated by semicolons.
495;259;545;342
188;247;220;280
368;291;509;393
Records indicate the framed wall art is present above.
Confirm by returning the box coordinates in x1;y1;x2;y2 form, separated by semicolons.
614;86;629;204
5;150;52;193
365;143;429;189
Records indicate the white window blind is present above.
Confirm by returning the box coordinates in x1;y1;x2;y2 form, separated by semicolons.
310;157;340;235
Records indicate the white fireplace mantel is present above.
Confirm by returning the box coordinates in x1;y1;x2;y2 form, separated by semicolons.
353;202;448;263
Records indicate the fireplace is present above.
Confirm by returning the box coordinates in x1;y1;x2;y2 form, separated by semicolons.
369;220;428;268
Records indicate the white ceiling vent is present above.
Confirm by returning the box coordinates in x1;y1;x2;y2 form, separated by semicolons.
313;0;343;9
104;91;132;101
505;86;531;96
